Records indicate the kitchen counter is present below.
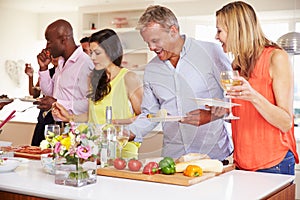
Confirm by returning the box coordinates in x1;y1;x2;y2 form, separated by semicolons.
0;160;295;200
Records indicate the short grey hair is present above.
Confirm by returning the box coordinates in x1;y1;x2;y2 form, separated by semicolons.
137;5;179;31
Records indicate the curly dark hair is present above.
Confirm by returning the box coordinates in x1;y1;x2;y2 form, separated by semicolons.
87;29;123;102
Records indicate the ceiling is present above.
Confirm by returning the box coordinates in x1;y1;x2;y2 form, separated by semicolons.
0;0;186;13
0;0;299;14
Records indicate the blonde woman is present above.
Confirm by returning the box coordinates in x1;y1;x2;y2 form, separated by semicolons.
215;1;298;174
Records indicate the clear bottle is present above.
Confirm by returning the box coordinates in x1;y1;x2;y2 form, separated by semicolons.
101;106;116;167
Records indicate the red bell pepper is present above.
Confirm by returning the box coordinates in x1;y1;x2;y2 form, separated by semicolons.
142;162;160;175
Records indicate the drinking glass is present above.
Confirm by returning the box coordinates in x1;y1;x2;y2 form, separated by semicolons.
115;125;130;158
44;124;60;150
220;70;241;120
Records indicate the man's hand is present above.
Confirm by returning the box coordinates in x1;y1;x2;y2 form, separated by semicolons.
181;107;227;126
37;49;51;71
34;96;56;111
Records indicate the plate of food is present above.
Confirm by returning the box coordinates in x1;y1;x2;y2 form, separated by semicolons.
191;98;240;108
19;96;36;102
146;109;185;122
0;94;14;103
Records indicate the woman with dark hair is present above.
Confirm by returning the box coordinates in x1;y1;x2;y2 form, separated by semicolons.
52;29;143;157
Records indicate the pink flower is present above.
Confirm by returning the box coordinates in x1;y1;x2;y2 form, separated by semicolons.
76;146;92;160
80;134;87;139
54;142;61;154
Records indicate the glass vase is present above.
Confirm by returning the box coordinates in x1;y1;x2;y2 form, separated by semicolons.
54;156;97;187
53;122;99;187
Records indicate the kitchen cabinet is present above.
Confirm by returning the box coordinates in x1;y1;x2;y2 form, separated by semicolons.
79;2;155;77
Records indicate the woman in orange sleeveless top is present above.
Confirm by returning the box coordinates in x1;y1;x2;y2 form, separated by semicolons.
215;1;299;175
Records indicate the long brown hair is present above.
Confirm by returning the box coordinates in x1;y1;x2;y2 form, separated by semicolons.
216;1;281;79
87;29;123;102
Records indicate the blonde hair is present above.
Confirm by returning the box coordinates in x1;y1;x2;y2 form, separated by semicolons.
137;5;179;32
216;1;280;79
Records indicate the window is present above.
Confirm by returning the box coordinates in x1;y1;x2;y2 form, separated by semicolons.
260;22;289;42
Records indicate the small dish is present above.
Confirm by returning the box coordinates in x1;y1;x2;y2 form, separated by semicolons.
147;116;185;122
40;153;55;175
19;96;36;102
4;157;29;164
0;159;21;173
191;98;240;108
0;98;14;103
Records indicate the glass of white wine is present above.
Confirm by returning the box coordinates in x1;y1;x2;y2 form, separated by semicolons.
44;124;60;150
220;70;241;120
115;125;130;158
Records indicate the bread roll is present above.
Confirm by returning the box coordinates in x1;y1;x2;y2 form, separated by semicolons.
175;159;223;173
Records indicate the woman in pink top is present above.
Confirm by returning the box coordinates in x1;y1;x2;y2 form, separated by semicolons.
215;1;299;175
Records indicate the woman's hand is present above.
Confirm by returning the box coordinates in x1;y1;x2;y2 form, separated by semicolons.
52;102;72;122
225;76;257;101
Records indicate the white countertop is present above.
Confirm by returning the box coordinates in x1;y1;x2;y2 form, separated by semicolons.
0;160;295;200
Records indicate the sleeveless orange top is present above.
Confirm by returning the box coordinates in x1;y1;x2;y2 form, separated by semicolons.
231;47;299;171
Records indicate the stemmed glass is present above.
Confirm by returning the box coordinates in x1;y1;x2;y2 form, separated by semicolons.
220;70;241;120
44;124;60;151
115;125;130;158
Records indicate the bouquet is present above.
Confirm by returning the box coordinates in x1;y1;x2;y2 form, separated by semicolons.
40;122;99;181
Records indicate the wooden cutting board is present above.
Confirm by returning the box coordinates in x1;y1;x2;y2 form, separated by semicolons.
14;152;42;160
97;164;234;186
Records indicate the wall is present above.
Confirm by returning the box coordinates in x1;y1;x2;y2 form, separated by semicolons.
0;6;78;99
0;7;38;98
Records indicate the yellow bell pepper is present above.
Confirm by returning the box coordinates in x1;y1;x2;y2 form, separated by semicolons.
183;165;203;177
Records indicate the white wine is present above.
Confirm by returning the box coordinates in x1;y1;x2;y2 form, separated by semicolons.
116;135;129;148
220;79;242;91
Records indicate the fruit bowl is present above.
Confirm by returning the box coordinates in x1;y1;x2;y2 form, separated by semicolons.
40;153;55;175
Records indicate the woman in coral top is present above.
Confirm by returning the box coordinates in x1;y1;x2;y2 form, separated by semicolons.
215;1;299;175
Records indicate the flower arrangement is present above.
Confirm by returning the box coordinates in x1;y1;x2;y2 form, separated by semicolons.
40;122;99;186
53;122;99;164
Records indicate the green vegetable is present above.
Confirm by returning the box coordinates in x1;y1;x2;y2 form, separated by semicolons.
159;157;176;175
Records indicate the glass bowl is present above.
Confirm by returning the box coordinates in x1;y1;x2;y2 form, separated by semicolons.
40;153;55;175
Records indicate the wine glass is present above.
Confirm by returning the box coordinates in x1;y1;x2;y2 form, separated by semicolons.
115;125;130;158
44;124;60;151
220;70;241;120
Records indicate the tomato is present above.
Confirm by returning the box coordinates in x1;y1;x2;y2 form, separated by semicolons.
113;158;127;170
128;159;142;171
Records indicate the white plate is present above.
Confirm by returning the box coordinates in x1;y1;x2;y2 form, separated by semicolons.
4;157;29;164
0;160;21;173
147;116;184;122
191;98;240;108
0;98;13;103
19;97;36;102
